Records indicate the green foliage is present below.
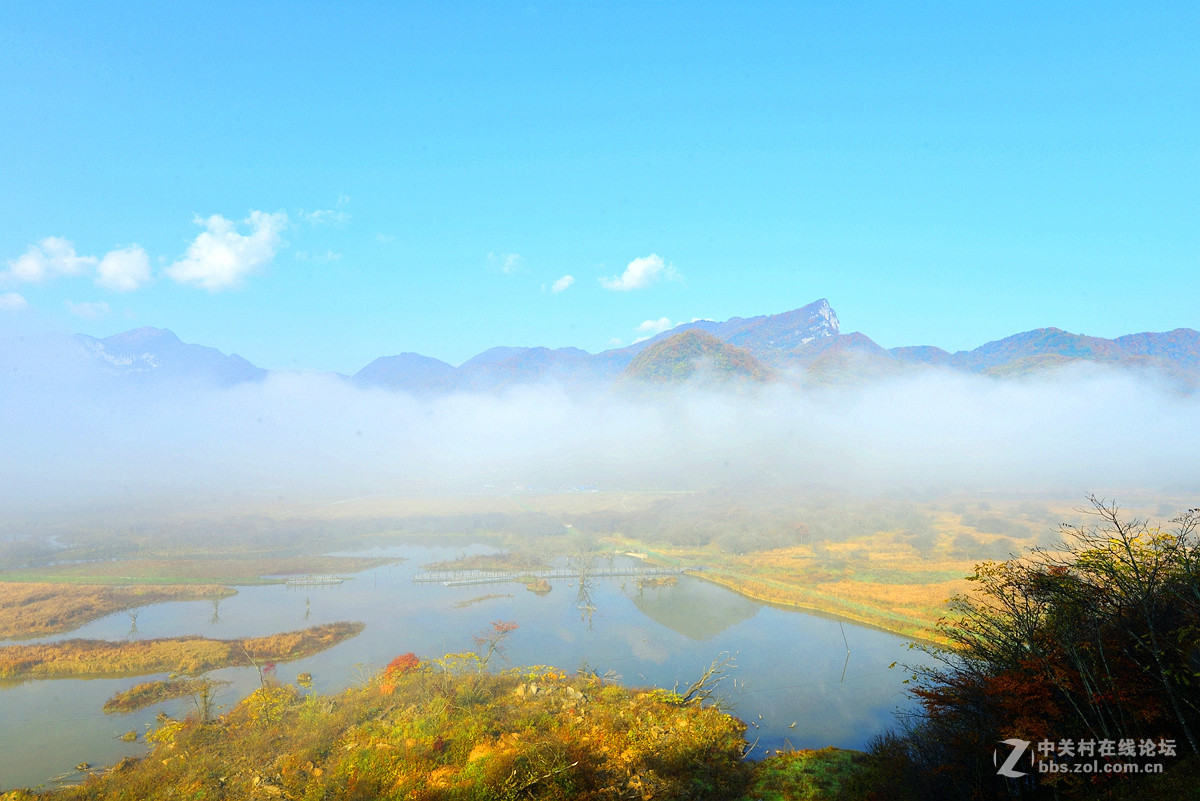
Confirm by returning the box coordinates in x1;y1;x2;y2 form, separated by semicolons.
20;656;753;800
624;330;774;385
648;687;687;705
435;651;485;674
741;747;870;801
870;498;1200;799
143;717;184;748
240;685;298;726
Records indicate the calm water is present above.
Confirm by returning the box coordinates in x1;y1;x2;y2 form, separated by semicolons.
0;545;922;790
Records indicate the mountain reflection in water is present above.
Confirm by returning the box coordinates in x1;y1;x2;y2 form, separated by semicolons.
0;545;922;790
627;577;760;640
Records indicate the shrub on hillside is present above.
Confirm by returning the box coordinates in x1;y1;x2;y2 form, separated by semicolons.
860;497;1200;799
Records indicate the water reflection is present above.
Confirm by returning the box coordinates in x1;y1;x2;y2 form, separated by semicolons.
0;544;923;790
627;578;760;640
568;554;597;627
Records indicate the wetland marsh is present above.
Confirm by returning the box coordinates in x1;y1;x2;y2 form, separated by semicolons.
0;542;919;790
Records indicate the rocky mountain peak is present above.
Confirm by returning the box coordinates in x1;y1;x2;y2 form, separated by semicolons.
101;327;183;349
809;299;839;337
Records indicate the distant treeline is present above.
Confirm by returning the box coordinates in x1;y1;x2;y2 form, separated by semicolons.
2;491;1083;571
571;491;1061;560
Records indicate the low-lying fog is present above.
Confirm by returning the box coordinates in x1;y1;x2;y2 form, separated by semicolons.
3;345;1197;518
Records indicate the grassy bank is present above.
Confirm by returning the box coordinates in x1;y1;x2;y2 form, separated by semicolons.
0;583;235;640
0;621;364;680
745;747;869;801
103;677;226;714
0;555;395;586
613;537;970;644
2;657;758;800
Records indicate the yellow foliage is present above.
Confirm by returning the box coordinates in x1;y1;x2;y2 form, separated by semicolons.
0;621;364;680
0;583;234;639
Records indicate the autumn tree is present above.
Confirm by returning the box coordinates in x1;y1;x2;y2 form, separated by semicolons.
872;497;1200;799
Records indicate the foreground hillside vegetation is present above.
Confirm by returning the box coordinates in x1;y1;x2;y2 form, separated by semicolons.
4;646;759;801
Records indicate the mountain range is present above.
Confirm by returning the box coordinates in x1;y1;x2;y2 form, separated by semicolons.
5;299;1198;393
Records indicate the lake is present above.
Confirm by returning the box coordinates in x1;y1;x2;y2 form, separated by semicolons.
0;544;923;790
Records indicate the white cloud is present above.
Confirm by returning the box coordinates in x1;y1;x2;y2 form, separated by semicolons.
636;317;675;335
599;253;675;291
300;208;351;226
294;250;343;262
634;317;676;342
0;292;28;311
4;237;96;283
551;275;574;293
375;233;396;245
96;245;152;291
166;210;288;291
64;299;110;319
488;252;523;275
299;195;351;226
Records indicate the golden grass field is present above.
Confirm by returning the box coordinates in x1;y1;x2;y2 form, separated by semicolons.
0;555;394;586
0;621;364;680
616;537;971;643
0;583;235;640
603;496;1162;643
2;491;1185;648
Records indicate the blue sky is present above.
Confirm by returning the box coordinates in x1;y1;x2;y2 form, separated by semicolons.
1;2;1196;373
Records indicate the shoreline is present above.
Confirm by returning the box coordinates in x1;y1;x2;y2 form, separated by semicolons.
622;546;951;648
